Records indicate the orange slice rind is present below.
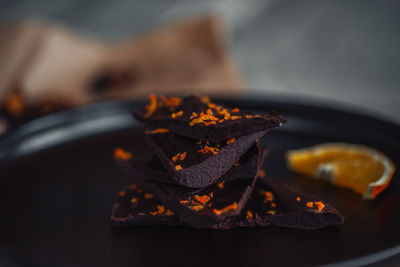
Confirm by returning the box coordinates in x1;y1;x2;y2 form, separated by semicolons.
286;143;395;200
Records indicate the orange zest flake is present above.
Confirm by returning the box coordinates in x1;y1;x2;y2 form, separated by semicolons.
149;205;166;216
267;210;276;215
260;190;274;202
314;201;325;212
165;210;174;215
203;121;217;126
206;108;213;115
129;184;137;191
258;169;266;178
212;202;238;215
189;114;219;126
160;95;181;109
217;181;225;189
208;103;216;109
296;196;301;202
246;211;254;220
270;203;276;208
145;128;170;134
190;112;198;119
130;197;138;204
172;153;181;162
226;138;236;145
175;165;183;171
180;200;189;204
198;145;220;155
218;119;224;123
232;108;240;113
189;205;204;211
118;190;126;197
230;115;241;120
144;94;158;118
245;115;255;119
5;91;24;116
200;96;211;103
209;192;214;198
144;193;154;199
306;202;314;208
219;109;231;120
171;110;184;118
113;148;132;161
179;151;187;160
193;194;211;205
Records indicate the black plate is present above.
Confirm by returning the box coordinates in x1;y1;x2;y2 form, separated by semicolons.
0;97;399;267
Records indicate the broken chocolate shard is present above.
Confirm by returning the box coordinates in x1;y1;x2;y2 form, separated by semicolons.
145;129;267;188
134;94;286;142
111;184;181;227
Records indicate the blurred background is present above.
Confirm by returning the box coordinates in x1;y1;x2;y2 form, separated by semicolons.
0;0;400;136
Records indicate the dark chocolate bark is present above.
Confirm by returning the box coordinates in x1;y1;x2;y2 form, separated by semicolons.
111;177;344;230
111;183;181;227
145;130;267;188
134;95;286;142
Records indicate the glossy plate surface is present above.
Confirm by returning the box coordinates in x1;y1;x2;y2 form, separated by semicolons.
0;97;399;266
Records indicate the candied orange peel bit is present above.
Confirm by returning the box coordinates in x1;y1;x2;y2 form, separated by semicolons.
114;148;132;161
144;94;158;118
246;211;253;220
287;143;396;200
226;138;235;145
212;202;238;215
193;194;211;205
145;128;170;134
198;145;220;155
258;169;266;178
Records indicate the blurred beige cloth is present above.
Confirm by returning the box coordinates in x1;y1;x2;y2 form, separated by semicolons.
0;15;244;107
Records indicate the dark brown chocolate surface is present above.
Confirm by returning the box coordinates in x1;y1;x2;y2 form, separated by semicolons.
134;95;286;142
111;177;344;230
146;130;266;188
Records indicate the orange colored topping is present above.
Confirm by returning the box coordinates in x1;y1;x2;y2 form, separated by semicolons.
165;210;174;215
267;210;276;215
189;205;204;211
129;184;137;191
144;193;154;199
5;91;24;116
206;108;213;115
219;109;231;120
200;96;211;103
198;145;220;155
231;116;241;120
260;191;274;202
208;103;216;109
160;95;181;109
226;138;236;145
175;165;183;171
232;108;240;113
190;112;198;119
270;203;276;208
209;192;214;198
306;202;314;208
218;119;224;123
314;201;325;212
212;202;238;215
145;128;170;134
144;94;158;118
172;153;180;162
149;205;166;215
171;110;184;118
114;148;132;161
246;115;255;119
180;200;189;204
189;114;220;126
130;197;138;204
246;211;254;220
217;181;225;189
118;190;126;197
258;169;266;178
203;121;217;126
137;188;143;194
179;151;187;160
296;197;301;202
194;194;211;205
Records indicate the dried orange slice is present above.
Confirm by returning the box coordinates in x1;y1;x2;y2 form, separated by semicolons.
286;143;395;199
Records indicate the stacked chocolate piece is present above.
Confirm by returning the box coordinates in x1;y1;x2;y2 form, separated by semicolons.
111;95;344;229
